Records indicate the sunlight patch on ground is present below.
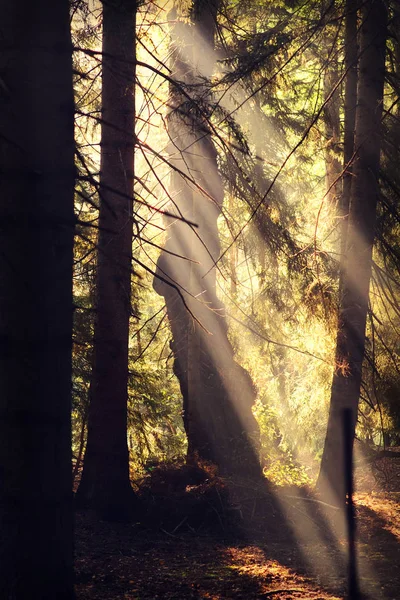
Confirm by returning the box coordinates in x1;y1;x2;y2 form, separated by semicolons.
219;546;343;599
356;492;400;541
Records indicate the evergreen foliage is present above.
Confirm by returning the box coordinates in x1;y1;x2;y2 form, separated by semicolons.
69;0;400;490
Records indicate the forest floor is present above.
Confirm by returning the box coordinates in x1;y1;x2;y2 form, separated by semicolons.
75;453;400;600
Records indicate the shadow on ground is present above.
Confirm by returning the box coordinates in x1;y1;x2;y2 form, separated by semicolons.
74;467;400;599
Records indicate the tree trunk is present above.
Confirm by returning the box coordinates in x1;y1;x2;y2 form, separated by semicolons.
0;1;75;597
154;1;261;479
338;0;358;273
317;0;387;505
76;0;137;519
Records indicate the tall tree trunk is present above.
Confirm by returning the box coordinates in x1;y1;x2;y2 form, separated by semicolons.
76;0;137;519
318;0;387;505
154;1;261;478
0;1;75;597
338;0;358;273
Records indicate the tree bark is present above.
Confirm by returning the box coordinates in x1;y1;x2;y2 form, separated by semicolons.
338;0;358;272
318;0;387;505
76;0;137;519
154;1;261;479
0;1;75;597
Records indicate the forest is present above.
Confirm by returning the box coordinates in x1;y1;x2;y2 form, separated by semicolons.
0;0;400;598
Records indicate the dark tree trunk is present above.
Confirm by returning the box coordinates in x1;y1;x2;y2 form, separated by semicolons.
318;0;387;505
0;1;75;598
76;0;137;519
154;1;261;479
338;0;358;271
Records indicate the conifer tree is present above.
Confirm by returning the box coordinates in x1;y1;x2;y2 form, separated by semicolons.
318;0;388;504
154;0;261;478
76;0;138;518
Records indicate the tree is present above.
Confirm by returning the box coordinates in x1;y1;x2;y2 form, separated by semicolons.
0;1;75;598
153;0;261;478
76;0;138;518
322;2;342;206
318;0;388;504
338;0;358;258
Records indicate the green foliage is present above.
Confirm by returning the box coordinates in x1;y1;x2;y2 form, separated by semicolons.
70;0;400;489
264;453;312;486
128;361;187;472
